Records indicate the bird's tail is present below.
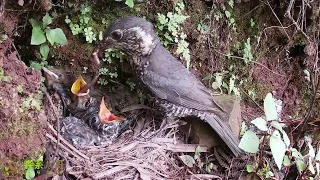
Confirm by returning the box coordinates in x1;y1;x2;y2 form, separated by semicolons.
201;113;242;156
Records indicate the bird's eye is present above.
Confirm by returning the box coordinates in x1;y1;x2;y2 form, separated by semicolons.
110;30;122;41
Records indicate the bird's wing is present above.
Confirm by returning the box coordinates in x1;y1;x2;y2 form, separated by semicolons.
140;46;223;113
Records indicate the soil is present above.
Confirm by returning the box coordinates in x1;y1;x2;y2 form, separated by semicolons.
0;0;319;179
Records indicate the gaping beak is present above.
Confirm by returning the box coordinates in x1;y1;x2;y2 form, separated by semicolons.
71;75;90;96
99;97;125;123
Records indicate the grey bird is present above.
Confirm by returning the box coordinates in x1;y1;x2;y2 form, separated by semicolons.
95;16;242;156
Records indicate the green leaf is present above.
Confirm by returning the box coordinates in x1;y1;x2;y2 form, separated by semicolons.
251;117;268;131
125;0;134;8
179;155;195;168
42;13;52;27
40;43;49;60
270;130;286;170
194;146;201;160
225;11;231;18
238;130;259;153
45;29;55;45
283;155;290;166
31;27;46;45
264;93;278;121
52;28;67;45
309;156;315;174
271;121;290;147
25;168;35;180
246;165;254;173
29;18;40;28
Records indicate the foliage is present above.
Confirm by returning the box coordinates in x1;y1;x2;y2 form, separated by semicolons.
29;13;68;61
243;38;253;64
65;5;99;43
239;93;320;178
115;0;134;8
179;146;214;173
0;34;8;43
0;67;12;82
98;49;125;85
24;156;43;180
203;71;240;96
155;2;191;69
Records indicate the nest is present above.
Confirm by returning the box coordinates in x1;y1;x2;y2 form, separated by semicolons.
45;115;213;179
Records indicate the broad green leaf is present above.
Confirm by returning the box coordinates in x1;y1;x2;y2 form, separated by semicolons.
283;155;290;166
246;165;254;173
45;29;55;45
52;28;67;45
291;148;304;159
238;130;259;153
40;43;49;60
270;130;286;170
307;140;315;158
271;121;290;147
296;159;306;173
29;18;40;28
31;27;46;45
25;168;35;180
266;171;274;178
264;93;278;121
309;157;315;174
225;11;231;18
251;117;268;131
42;13;52;27
179;155;195;168
125;0;134;8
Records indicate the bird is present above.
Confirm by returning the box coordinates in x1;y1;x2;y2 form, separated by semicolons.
42;67;130;146
94;16;242;156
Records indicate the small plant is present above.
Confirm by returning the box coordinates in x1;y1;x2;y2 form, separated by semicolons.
65;5;99;43
98;49;125;85
243;38;253;63
29;13;68;61
24;156;43;180
203;71;240;96
155;2;191;69
239;93;320;178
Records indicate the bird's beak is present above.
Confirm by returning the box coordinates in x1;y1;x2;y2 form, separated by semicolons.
71;75;90;96
99;96;125;123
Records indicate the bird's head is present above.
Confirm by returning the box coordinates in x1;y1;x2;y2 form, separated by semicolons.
96;16;158;57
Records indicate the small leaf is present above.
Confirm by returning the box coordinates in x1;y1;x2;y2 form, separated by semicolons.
125;0;134;8
316;147;320;161
45;29;55;45
25;168;35;180
31;27;46;45
179;155;195;168
42;13;52;27
194;146;201;160
251;117;268;131
29;18;40;28
264;93;278;121
270;130;286;170
238;130;259;153
246;165;254;173
40;43;49;60
283;155;290;166
52;28;67;45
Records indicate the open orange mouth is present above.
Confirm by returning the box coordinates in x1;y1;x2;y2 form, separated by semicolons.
99;97;125;123
71;75;90;96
